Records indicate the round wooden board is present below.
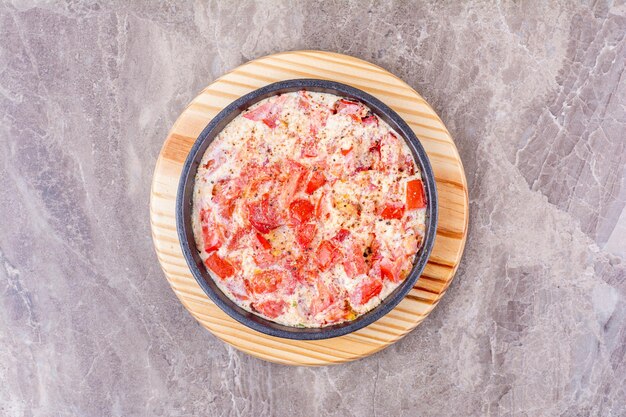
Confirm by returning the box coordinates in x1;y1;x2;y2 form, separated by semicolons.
150;51;468;366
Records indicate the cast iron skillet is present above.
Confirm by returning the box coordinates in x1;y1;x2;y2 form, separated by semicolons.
177;79;438;340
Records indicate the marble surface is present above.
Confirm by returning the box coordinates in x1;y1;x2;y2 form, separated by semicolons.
1;1;625;416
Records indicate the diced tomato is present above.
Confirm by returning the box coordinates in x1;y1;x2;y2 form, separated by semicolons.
333;98;363;116
226;227;250;250
369;237;383;262
242;162;280;182
212;178;242;219
341;145;352;156
350;277;383;305
310;108;329;136
242;95;287;128
368;260;382;280
333;229;350;242
279;160;307;208
226;280;249;301
252;250;275;268
342;260;359;279
380;202;405;220
202;224;222;252
305;171;326;194
205;252;236;279
252;299;286;319
289;199;314;224
324;301;355;324
315;240;341;271
343;248;368;279
247;194;283;234
338;235;368;278
281;269;298;295
285;159;307;174
256;232;271;250
309;281;338;315
362;114;379;126
380;257;403;282
248;270;285;294
242;163;278;195
278;254;304;272
295;265;317;285
369;140;381;155
296;223;317;248
379;132;401;169
402;154;415;175
406;179;426;210
202;159;215;170
199;208;223;252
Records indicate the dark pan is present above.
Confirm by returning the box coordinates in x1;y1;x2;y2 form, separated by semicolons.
177;79;438;340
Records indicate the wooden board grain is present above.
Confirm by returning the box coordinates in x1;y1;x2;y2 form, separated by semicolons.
150;51;468;366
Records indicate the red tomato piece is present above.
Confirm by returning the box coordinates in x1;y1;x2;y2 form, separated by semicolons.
338;235;368;278
242;95;287;128
247;194;283;234
296;223;317;248
406;179;426;210
305;171;326;194
226;279;249;301
226;227;250;250
199;208;223;252
202;159;215;170
362;114;379;126
205;252;236;279
380;202;405;219
255;232;272;250
323;302;354;324
280;269;298;296
333;228;351;242
248;270;285;294
315;240;341;271
212;178;242;219
279;160;307;208
369;140;381;155
402;154;415;175
350;277;383;305
309;281;338;316
369;237;383;262
295;264;317;285
252;299;286;319
341;145;352;156
380;257;403;282
333;98;363;116
289;199;315;224
252;250;275;268
379;132;401;169
343;248;368;279
310;108;329;136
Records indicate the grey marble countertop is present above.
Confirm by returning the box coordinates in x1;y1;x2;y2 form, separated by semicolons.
1;1;625;416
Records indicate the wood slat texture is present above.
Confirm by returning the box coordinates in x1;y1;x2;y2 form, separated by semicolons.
150;51;469;366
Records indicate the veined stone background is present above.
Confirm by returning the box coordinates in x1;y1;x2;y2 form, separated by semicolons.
1;1;625;416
